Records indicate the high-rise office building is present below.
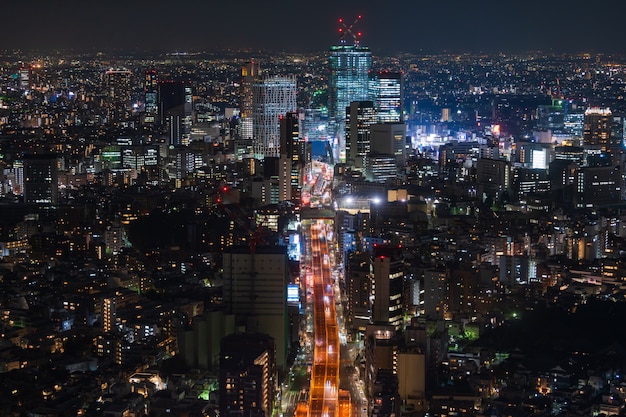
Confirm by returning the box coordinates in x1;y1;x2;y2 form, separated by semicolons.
240;60;261;142
144;69;158;124
423;268;449;319
279;112;304;202
346;251;372;331
537;104;565;131
252;75;297;159
222;246;289;370
23;154;59;204
575;165;622;206
346;101;377;169
104;68;132;123
476;158;511;202
19;63;31;90
158;80;193;146
328;45;372;162
370;71;403;123
372;245;404;331
365;154;397;183
370;123;407;164
583;107;614;151
171;147;196;181
564;112;585;137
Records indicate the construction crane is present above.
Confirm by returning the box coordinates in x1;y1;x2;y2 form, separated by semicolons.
338;15;362;46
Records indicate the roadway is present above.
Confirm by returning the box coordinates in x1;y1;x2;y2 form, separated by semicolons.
296;161;351;417
307;220;341;417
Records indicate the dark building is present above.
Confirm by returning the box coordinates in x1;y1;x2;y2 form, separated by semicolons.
575;165;622;206
158;80;192;146
280;112;305;202
372;245;404;331
346;251;372;331
219;332;277;417
476;158;511;203
222;246;289;370
346;100;377;169
23;153;59;204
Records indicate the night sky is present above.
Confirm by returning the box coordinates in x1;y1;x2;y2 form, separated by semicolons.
4;0;626;54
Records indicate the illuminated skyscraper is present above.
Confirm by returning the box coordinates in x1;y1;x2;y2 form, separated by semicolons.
240;60;261;142
144;69;158;124
104;68;132;124
369;71;403;123
252;75;297;159
345;100;377;169
328;45;372;162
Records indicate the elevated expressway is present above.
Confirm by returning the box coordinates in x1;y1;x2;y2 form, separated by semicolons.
296;161;350;417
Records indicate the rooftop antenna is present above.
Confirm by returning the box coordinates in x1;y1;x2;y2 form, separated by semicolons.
338;15;362;46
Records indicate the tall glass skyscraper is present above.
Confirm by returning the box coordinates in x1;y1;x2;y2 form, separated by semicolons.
346;100;377;169
252;75;297;159
369;70;404;123
328;45;372;162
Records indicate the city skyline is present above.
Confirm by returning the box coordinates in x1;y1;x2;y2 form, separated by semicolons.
3;33;626;417
5;0;626;54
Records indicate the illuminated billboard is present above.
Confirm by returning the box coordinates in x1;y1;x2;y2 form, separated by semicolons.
287;284;299;305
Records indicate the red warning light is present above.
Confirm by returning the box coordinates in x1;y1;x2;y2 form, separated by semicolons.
339;18;343;23
357;32;362;37
358;15;362;19
222;187;228;192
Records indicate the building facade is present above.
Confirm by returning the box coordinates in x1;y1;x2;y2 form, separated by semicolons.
370;71;404;123
346;101;377;169
252;75;297;159
328;45;372;162
222;246;289;369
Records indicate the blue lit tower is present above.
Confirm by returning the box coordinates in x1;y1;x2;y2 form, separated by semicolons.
328;16;372;163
